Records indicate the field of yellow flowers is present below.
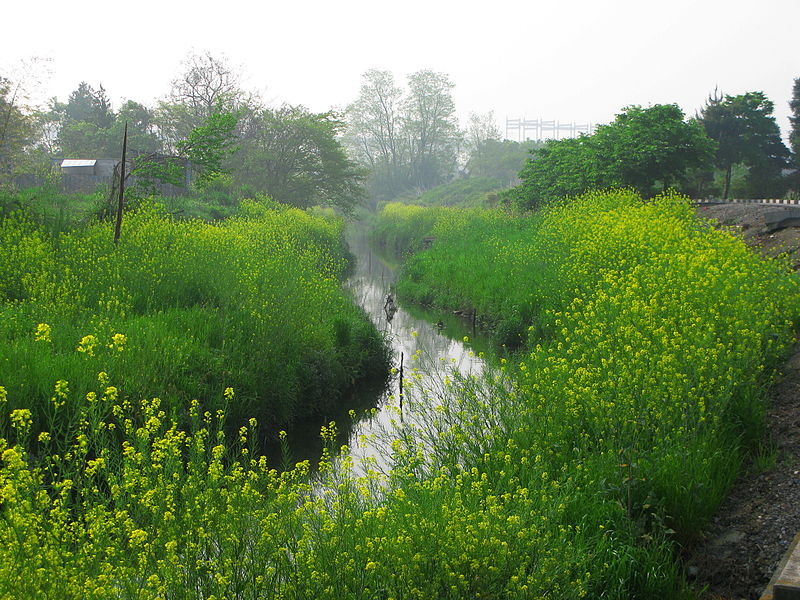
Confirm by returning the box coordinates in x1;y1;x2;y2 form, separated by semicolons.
0;197;389;447
0;189;797;598
370;189;800;595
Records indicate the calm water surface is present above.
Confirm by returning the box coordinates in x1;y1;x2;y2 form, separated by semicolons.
342;229;487;467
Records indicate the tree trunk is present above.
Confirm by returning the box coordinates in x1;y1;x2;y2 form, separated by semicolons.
723;163;732;199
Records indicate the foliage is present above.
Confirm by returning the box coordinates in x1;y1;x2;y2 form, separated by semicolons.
398;176;507;208
504;105;715;209
156;51;253;149
237;105;365;213
370;202;449;256
790;78;800;193
0;76;35;177
0;200;389;438
128;155;187;198
699;90;791;198
378;190;798;534
466;139;541;183
404;70;461;191
345;68;460;203
463;110;501;157
2;189;797;599
49;84;163;158
176;105;238;185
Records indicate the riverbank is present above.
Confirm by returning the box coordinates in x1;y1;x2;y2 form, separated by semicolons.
372;189;800;597
686;203;800;600
2;192;796;599
0;199;391;446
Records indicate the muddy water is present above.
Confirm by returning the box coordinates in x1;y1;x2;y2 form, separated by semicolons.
342;229;488;467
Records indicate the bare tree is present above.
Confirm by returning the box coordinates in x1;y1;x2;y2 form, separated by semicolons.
156;51;256;150
464;111;501;156
345;69;406;170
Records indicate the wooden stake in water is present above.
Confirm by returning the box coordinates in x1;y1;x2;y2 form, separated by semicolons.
114;122;128;245
399;352;404;419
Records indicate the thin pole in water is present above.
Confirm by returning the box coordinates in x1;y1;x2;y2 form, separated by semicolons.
399;352;404;420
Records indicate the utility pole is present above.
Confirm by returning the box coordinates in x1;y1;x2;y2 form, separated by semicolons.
114;122;128;244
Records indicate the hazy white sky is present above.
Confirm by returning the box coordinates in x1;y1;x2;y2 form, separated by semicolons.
3;0;799;138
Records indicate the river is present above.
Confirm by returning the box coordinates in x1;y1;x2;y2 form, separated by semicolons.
340;228;487;469
274;228;490;470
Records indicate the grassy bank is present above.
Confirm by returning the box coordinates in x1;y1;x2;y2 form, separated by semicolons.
1;189;797;598
0;197;389;444
370;189;800;592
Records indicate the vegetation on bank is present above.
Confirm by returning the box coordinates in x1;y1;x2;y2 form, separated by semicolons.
0;195;389;444
0;184;251;230
1;188;798;599
395;176;506;208
371;189;799;592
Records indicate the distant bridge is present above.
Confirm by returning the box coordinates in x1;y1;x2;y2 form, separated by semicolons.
505;117;598;141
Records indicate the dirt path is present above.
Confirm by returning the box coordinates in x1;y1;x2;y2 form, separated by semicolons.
686;204;800;599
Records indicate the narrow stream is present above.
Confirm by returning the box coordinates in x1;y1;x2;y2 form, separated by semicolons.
342;228;488;467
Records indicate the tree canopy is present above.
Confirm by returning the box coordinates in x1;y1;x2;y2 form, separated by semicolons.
176;105;238;185
504;104;715;210
345;69;460;203
49;83;163;158
237;106;365;213
789;78;800;193
0;76;34;176
699;90;790;198
466;139;540;184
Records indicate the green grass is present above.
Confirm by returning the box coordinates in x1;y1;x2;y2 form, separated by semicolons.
395;176;507;207
0;197;390;445
1;188;797;599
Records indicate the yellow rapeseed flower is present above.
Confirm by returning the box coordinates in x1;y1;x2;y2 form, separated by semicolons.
10;408;32;433
34;323;52;343
108;333;127;352
77;334;98;356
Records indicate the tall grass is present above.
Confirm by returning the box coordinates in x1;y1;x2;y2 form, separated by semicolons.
1;189;797;599
0;198;389;443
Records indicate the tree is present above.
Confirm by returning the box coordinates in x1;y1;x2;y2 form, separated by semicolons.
0;76;33;175
700;90;790;198
790;78;800;193
466;139;540;184
504;136;600;209
345;69;408;201
404;69;460;191
0;59;51;177
51;83;162;157
464;111;501;157
236;105;365;213
63;82;114;128
344;68;460;202
115;100;163;155
505;104;715;210
593;104;715;193
176;105;238;185
157;52;253;150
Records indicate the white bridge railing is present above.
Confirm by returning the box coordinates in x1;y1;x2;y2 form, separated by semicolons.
695;198;800;206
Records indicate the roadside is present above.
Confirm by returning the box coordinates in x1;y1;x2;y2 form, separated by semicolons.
687;203;800;600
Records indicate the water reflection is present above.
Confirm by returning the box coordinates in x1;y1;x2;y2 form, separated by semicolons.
343;228;487;467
